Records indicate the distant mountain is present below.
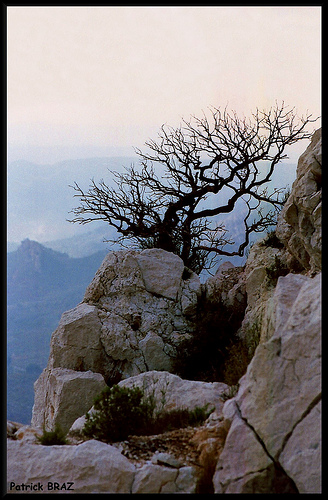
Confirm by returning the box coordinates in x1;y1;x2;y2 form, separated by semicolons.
7;156;137;244
7;240;108;424
43;225;118;258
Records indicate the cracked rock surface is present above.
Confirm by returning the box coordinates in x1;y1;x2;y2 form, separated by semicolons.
32;249;202;431
213;272;321;494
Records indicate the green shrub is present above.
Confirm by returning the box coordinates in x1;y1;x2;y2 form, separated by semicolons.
83;384;213;443
83;385;154;443
37;423;68;446
150;404;213;435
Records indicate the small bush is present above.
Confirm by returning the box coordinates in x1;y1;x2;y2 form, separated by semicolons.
265;255;289;286
83;385;154;443
173;295;245;382
37;423;68;446
150;404;213;435
221;319;261;386
83;384;213;443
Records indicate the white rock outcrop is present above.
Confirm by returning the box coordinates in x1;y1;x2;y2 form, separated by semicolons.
32;368;106;432
7;437;199;494
119;370;228;413
213;272;321;493
7;439;136;494
32;249;202;432
43;249;200;385
276;128;321;273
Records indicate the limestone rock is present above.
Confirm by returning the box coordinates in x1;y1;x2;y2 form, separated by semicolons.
7;421;24;438
139;332;172;371
118;370;228;414
204;262;246;313
131;463;178;493
131;463;197;494
279;400;321;494
39;249;200;388
213;273;321;493
69;370;228;437
7;439;136;494
151;451;182;468
136;248;185;300
237;239;291;344
13;425;42;444
31;368;106;432
48;303;109;377
276;128;322;272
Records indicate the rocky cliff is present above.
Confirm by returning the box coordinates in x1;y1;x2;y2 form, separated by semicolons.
7;129;321;494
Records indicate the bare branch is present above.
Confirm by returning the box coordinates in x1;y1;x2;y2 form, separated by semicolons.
69;102;319;273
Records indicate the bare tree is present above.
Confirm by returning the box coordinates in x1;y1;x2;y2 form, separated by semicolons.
69;103;317;273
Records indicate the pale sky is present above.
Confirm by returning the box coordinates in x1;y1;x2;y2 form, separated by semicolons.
7;6;321;163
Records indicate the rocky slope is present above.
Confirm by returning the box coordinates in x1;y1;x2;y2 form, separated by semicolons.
7;129;321;494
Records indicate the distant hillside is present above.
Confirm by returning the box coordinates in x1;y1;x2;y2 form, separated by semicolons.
7;156;137;244
7;240;108;424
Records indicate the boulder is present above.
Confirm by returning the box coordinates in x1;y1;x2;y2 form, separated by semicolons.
131;463;197;494
31;368;106;432
37;249;201;388
7;421;24;438
12;425;42;444
204;262;246;313
7;439;136;494
118;370;228;414
276;128;322;272
213;273;321;493
69;370;228;434
136;248;185;300
236;238;292;344
48;303;109;376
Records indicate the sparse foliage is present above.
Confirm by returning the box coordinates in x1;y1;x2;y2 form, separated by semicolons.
37;423;68;446
172;296;245;382
70;103;316;273
83;384;213;443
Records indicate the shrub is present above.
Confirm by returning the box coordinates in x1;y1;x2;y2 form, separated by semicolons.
150;404;213;435
262;230;284;249
265;255;289;286
83;384;213;443
83;385;154;443
173;295;244;382
37;423;68;446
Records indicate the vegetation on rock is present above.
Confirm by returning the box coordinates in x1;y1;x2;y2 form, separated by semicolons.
172;293;253;385
37;423;68;446
83;384;213;443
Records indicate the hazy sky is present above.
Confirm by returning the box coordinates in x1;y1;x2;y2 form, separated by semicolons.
7;6;321;164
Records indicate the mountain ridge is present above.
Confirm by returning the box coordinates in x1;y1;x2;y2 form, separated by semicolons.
7;240;108;424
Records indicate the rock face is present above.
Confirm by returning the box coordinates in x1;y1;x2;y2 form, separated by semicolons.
7;439;136;494
32;249;201;431
49;249;200;383
7;438;199;494
32;369;106;433
213;272;321;493
276;128;322;273
119;371;228;414
11;129;321;494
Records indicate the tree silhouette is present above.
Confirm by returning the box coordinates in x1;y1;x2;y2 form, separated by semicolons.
70;103;316;273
